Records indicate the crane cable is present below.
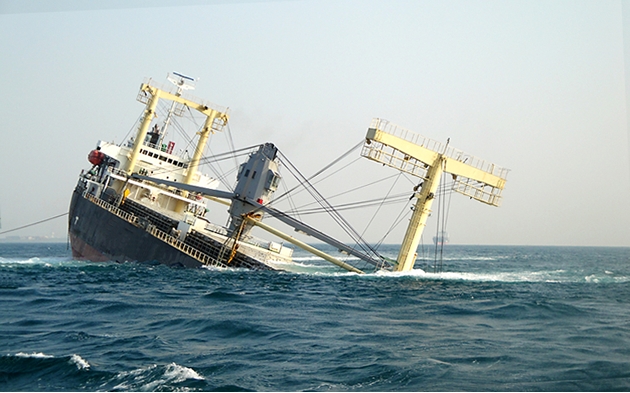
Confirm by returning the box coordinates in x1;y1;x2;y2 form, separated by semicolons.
374;195;413;250
360;172;402;239
0;213;69;236
271;141;363;205
276;150;383;268
433;177;453;273
284;173;401;214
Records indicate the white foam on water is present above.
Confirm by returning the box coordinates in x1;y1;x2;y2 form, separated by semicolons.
194;250;629;284
429;256;500;261
292;255;327;262
368;268;581;283
0;257;82;267
204;259;625;283
433;271;528;282
293;255;361;262
374;269;427;277
112;362;204;391
265;260;321;268
111;364;156;390
585;274;599;283
426;357;453;366
200;265;227;272
163;362;204;382
15;352;54;358
143;363;205;391
70;354;90;370
264;266;541;281
0;257;45;265
13;352;91;370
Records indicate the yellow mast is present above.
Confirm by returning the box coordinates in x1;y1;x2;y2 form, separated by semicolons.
183;112;221;185
175;111;225;212
396;157;444;271
126;87;160;175
362;119;508;272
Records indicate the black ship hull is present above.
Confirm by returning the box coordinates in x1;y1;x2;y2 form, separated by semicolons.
68;186;273;270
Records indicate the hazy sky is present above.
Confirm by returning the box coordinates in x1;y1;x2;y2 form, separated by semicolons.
1;0;629;247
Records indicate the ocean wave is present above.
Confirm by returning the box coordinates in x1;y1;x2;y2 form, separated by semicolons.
292;255;361;262
198;259;628;284
11;352;90;370
15;352;54;358
70;354;90;370
198;261;622;283
270;259;324;267
0;353;203;391
317;268;628;283
292;253;506;263
163;362;204;382
110;362;204;391
0;257;48;265
411;255;503;262
370;270;558;282
1;352;93;391
0;257;82;267
280;267;555;282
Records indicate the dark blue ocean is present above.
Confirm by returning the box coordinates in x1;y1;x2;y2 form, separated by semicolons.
1;242;629;391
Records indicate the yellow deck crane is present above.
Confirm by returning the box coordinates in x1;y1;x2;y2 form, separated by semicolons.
361;118;509;272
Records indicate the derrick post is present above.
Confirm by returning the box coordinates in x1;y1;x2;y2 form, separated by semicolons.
184;112;218;185
127;86;160;175
175;112;219;213
396;157;445;271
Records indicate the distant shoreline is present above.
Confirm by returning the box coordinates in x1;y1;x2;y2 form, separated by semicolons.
0;237;66;243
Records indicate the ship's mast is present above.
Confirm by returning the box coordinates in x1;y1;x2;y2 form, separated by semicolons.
396;155;445;271
159;72;197;145
361;118;509;271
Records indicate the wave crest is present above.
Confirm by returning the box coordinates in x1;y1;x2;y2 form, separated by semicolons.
111;362;204;391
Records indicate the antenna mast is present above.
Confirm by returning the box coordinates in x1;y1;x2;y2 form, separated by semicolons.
160;72;197;143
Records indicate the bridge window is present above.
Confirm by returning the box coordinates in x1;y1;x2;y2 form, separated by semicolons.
265;170;281;191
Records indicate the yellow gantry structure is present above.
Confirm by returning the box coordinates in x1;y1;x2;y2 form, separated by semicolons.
361;118;509;272
126;79;229;184
124;79;229;212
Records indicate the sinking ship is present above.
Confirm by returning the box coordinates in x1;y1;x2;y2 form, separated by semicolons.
68;73;509;273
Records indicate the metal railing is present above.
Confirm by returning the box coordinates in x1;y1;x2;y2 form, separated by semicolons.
85;193;138;225
369;118;509;180
147;225;227;268
360;141;430;179
83;192;226;268
138;77;229;116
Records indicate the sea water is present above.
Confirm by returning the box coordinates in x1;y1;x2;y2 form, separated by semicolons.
0;242;629;391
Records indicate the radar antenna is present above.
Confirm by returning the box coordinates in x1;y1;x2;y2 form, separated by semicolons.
167;71;197;91
361;118;509;271
159;72;199;142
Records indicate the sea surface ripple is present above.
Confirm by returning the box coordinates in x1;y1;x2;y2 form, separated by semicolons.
1;243;629;391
